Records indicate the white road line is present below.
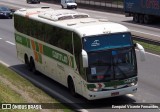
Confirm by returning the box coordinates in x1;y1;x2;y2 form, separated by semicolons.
145;52;160;58
6;41;15;45
0;38;2;39
126;94;134;97
131;29;160;38
0;60;9;67
136;49;160;58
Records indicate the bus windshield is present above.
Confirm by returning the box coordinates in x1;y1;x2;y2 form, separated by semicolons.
83;33;137;82
83;32;133;52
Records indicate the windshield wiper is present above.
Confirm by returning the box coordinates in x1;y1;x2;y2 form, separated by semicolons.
114;65;128;78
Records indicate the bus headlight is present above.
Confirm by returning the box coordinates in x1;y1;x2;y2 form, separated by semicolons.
127;81;137;87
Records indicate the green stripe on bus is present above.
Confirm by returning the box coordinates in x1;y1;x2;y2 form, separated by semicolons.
38;53;42;64
15;33;30;48
15;33;74;68
104;80;124;87
43;45;74;68
26;38;30;48
87;84;96;89
87;77;137;89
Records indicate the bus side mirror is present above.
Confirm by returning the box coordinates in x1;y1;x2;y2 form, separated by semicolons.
136;43;146;61
81;49;88;68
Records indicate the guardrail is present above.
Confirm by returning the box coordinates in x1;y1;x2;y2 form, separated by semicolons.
76;0;123;8
41;0;124;13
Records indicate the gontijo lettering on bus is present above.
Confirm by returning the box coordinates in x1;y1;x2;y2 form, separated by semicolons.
43;45;74;68
52;50;68;64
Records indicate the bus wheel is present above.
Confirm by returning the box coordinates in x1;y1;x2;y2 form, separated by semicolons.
29;57;36;73
24;54;29;69
68;78;77;97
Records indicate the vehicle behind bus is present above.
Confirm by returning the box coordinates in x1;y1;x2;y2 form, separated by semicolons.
26;0;40;4
124;0;160;24
61;0;77;9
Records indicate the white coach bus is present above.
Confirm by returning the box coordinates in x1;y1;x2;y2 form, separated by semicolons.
14;7;145;100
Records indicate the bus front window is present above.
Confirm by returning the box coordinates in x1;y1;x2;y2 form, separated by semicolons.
83;33;137;82
87;51;113;82
86;48;137;82
112;48;137;79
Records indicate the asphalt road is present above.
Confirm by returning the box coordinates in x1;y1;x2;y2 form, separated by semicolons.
0;0;160;112
1;0;160;41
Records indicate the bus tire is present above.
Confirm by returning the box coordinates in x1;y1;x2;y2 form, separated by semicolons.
68;77;77;97
24;54;29;69
29;57;36;73
61;5;64;9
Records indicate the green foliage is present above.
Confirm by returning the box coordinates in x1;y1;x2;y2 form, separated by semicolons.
0;64;72;112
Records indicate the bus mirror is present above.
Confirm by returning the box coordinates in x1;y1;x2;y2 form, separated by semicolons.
81;49;88;68
136;43;146;61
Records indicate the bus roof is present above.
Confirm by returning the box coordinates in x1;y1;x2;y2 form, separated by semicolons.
14;7;129;37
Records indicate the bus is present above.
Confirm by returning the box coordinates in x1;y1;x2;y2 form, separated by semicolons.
14;7;145;100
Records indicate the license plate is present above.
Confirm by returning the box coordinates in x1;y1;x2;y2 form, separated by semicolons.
111;92;119;96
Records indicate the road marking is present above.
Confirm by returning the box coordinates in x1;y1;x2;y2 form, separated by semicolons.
78;109;89;112
0;38;2;39
0;60;9;67
126;94;134;97
6;41;15;45
136;49;160;58
145;52;160;58
131;29;160;38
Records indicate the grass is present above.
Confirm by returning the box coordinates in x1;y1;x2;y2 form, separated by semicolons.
0;63;72;112
134;40;160;55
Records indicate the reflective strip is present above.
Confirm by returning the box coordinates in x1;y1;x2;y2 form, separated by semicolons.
34;51;39;62
31;40;36;50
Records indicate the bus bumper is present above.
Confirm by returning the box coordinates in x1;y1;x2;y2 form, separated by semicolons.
85;85;137;100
